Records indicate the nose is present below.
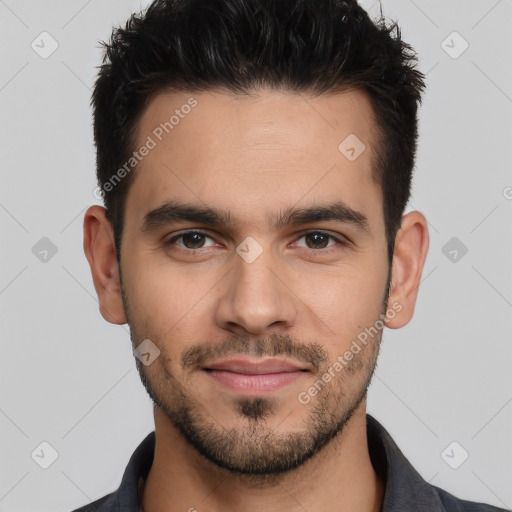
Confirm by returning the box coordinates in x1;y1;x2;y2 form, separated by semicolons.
214;245;298;336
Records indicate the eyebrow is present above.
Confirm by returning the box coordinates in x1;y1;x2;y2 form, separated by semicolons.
141;200;371;235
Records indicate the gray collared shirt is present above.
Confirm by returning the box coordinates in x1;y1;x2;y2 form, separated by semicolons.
70;414;509;512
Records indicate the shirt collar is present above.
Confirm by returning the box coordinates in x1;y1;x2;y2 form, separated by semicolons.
366;414;445;512
88;414;447;512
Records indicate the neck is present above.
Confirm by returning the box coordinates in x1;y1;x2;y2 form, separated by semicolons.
141;403;384;512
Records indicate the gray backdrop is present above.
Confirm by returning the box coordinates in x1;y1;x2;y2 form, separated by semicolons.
1;1;511;511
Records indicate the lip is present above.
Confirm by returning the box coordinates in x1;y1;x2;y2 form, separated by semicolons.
204;358;306;374
202;357;309;394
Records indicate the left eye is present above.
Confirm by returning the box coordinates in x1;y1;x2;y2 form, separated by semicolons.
295;231;341;250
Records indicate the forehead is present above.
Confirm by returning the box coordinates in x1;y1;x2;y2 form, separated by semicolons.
125;87;382;234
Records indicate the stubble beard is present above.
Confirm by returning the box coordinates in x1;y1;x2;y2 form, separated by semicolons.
130;325;383;481
122;270;390;481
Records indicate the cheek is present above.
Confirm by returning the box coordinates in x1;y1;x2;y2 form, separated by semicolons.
123;255;215;342
300;262;386;349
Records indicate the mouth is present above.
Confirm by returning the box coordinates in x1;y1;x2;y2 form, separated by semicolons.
202;357;310;395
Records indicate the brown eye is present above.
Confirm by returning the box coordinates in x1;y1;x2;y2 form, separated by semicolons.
181;232;206;248
295;231;345;250
304;232;330;249
164;231;217;250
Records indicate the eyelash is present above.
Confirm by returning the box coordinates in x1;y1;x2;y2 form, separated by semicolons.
163;230;349;255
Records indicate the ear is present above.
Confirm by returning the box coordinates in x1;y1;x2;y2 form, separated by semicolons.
384;210;429;329
83;205;127;325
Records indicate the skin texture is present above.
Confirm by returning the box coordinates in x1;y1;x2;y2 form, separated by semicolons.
83;88;429;512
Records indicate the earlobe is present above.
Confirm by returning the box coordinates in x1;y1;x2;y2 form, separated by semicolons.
384;211;429;330
83;205;127;325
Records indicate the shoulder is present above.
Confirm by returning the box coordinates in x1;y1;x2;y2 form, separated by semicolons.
69;493;114;512
434;485;510;512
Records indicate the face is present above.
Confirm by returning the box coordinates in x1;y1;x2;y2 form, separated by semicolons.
118;88;393;475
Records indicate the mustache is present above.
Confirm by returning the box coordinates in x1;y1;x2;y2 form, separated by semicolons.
181;332;328;372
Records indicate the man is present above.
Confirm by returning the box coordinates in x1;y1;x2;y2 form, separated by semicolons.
75;0;507;511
